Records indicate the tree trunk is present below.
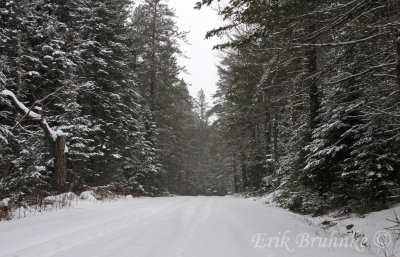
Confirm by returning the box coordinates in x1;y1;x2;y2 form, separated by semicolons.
233;152;240;193
263;88;272;174
240;151;247;190
273;116;279;166
306;1;319;136
53;136;67;191
39;121;67;192
272;116;280;187
149;1;158;111
16;33;22;97
307;45;318;132
150;79;155;111
15;33;22;122
396;38;400;90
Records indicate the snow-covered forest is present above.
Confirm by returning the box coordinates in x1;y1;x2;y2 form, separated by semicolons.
1;0;400;256
0;0;400;220
199;0;400;215
0;0;231;203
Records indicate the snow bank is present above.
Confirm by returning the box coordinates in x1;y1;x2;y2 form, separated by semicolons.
257;193;400;257
2;191;135;221
0;198;10;207
309;205;400;257
43;192;77;203
79;191;98;201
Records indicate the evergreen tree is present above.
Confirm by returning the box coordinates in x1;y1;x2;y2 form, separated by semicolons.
130;0;195;193
200;0;400;212
0;0;166;199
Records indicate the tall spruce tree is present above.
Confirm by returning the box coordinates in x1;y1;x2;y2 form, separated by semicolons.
199;0;400;213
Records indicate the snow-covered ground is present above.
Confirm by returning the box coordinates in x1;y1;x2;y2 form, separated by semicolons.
0;196;397;257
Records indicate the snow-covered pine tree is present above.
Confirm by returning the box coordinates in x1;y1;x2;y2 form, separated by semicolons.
0;0;165;198
62;0;163;193
130;0;195;193
199;0;400;213
0;0;74;196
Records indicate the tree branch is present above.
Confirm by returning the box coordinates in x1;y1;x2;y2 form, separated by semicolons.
1;89;64;142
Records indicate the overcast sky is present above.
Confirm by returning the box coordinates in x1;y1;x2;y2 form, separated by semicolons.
167;0;223;104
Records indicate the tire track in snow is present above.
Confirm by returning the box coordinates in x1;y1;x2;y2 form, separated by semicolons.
175;197;213;257
2;198;187;257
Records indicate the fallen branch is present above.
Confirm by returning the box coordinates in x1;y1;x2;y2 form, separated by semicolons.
1;89;68;191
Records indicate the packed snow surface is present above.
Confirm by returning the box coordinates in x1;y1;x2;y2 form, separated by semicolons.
0;196;389;257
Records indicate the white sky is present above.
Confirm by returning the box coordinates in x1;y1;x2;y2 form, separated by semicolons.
167;0;223;104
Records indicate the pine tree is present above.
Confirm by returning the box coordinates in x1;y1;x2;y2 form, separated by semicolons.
130;0;194;193
200;0;400;212
0;0;165;198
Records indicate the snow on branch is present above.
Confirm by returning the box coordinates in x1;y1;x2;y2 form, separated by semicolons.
292;32;387;48
325;62;396;85
0;134;7;144
1;89;64;141
2;90;41;119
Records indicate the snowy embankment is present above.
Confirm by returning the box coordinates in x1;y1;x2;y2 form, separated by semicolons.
258;194;400;257
0;195;398;257
0;190;131;220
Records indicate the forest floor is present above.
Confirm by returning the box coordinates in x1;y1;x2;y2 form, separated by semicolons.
0;196;397;257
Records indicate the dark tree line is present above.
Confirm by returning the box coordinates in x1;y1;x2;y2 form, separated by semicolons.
199;0;400;214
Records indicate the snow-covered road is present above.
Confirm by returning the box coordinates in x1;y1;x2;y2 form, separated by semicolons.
0;196;376;257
